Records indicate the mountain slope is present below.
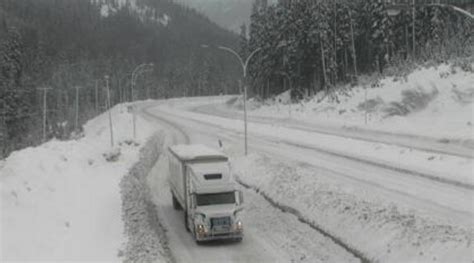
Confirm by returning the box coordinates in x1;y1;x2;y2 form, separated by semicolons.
176;0;261;32
0;0;240;157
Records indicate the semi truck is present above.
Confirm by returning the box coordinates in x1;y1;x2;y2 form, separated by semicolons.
168;144;244;242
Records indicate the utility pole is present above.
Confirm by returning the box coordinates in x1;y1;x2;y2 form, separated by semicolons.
320;34;328;95
105;75;114;147
117;79;123;103
349;10;358;80
1;100;6;157
364;86;368;125
37;87;52;142
95;79;99;113
73;86;83;132
412;0;416;58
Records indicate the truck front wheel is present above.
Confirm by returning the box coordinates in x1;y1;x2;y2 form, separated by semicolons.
184;211;190;232
172;194;181;210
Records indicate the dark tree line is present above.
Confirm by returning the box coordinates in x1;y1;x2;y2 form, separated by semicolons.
242;0;473;99
0;0;241;157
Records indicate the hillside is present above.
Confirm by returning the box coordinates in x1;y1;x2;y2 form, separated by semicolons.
176;0;254;32
226;62;474;144
0;0;240;157
175;0;278;32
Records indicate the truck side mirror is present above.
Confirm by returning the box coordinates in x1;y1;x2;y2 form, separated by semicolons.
239;190;244;204
191;194;197;209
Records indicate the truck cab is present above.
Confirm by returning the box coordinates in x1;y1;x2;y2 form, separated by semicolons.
168;144;244;242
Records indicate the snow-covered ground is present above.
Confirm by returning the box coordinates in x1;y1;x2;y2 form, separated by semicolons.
157;98;473;191
1;63;472;262
141;89;473;262
143;103;362;263
243;63;474;143
233;153;473;263
0;104;156;261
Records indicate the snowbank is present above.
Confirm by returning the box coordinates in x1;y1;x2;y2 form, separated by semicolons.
233;153;474;263
120;133;174;262
251;63;474;142
158;100;473;188
0;104;156;261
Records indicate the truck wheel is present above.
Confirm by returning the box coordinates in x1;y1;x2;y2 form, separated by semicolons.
172;194;181;210
184;211;190;232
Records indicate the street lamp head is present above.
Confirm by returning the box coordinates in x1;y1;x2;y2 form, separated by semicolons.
201;44;210;48
104;75;109;80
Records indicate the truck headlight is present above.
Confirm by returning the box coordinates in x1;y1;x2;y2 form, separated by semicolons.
235;220;243;231
197;224;207;235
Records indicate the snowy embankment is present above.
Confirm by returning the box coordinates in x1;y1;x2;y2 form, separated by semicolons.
248;63;474;144
0;104;159;261
218;63;474;262
159;98;473;190
233;154;473;263
120;132;174;263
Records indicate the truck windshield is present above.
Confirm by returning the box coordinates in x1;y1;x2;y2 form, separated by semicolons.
196;192;235;206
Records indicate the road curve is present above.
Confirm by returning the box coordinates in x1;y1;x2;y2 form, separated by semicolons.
140;103;362;263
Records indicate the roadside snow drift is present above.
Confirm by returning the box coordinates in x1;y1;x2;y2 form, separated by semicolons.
0;104;155;261
233;153;474;263
249;63;474;142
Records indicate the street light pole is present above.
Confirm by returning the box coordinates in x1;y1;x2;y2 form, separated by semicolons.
131;63;154;102
37;87;52;142
73;86;83;132
95;79;99;113
105;75;114;147
202;44;261;155
130;63;154;139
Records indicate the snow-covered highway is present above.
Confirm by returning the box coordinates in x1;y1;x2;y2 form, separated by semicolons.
138;96;473;262
1;96;471;262
142;101;364;263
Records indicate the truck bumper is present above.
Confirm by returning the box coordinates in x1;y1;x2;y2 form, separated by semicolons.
196;231;243;242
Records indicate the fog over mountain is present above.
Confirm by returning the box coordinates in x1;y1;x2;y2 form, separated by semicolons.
175;0;256;32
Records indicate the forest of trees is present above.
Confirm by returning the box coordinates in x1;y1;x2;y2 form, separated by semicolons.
241;0;473;99
1;0;472;158
0;0;241;157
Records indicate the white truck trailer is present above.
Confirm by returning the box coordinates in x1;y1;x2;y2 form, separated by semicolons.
168;144;244;242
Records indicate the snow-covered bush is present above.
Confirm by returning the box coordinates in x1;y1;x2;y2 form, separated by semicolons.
103;148;121;162
383;86;439;117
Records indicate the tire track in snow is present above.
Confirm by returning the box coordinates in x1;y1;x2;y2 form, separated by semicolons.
234;176;371;263
273;139;474;191
140;105;370;263
141;106;191;144
153;104;473;191
194;103;474;159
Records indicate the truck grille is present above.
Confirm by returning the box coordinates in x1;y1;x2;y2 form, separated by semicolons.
210;216;231;228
